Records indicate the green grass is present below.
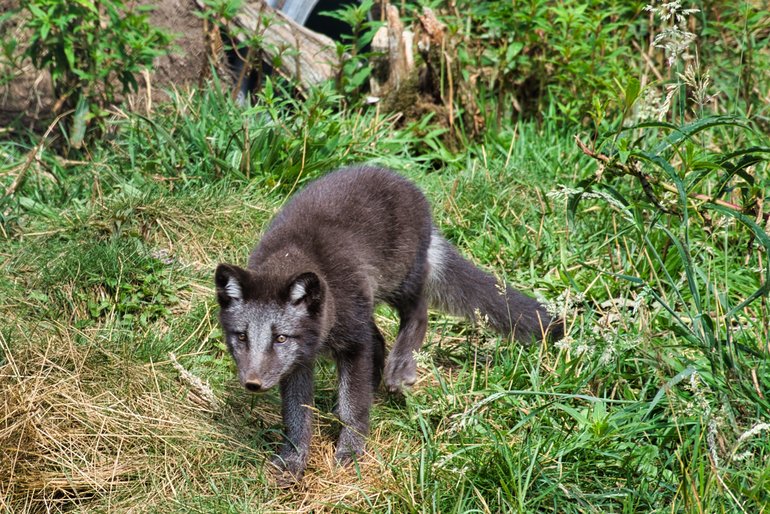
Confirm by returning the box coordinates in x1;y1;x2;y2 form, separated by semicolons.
2;38;770;514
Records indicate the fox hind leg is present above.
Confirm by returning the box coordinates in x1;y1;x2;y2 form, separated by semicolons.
383;293;428;393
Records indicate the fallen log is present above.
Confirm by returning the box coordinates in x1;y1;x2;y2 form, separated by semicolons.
194;0;338;90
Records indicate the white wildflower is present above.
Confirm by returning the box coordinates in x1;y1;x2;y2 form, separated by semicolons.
471;307;491;329
736;422;770;445
656;29;697;67
599;344;617;365
686;370;711;416
678;63;715;110
731;450;753;462
151;248;175;265
555;335;573;352
633;87;663;122
547;185;586;200
657;83;678;120
645;1;700;67
413;350;433;368
730;423;770;462
707;418;720;468
645;2;700;24
169;352;220;411
575;342;594;357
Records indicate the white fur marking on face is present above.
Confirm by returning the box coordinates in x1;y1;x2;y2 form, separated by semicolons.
225;278;243;301
289;281;306;302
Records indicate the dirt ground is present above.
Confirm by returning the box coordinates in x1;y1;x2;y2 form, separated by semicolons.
0;0;209;130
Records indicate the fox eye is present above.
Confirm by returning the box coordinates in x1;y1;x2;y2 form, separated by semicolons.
275;334;287;344
236;332;247;343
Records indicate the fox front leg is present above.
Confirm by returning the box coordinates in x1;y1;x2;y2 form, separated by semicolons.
271;367;314;483
334;345;375;465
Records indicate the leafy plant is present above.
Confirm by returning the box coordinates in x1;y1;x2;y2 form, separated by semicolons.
568;1;770;408
572;114;770;399
20;0;170;147
111;80;412;190
28;236;182;328
399;0;644;128
322;0;381;101
0;10;21;88
196;0;278;101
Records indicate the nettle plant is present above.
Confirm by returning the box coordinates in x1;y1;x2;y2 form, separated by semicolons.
22;0;170;147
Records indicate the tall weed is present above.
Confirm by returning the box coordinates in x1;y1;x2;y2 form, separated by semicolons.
562;3;770;509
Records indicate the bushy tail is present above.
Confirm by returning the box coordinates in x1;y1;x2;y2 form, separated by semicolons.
425;231;564;342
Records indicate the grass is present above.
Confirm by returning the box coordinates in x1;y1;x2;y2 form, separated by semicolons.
2;17;770;513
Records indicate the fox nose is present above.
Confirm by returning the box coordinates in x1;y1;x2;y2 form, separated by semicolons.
244;380;263;392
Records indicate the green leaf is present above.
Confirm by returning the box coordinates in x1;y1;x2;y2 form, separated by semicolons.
70;95;89;149
649;116;752;157
71;0;98;12
623;77;640;111
27;4;46;18
63;40;75;69
505;41;524;61
40;22;51;40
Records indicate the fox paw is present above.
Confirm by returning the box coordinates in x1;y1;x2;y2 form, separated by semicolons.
383;354;417;393
334;431;365;466
269;454;306;487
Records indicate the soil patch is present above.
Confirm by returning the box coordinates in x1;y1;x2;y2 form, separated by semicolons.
0;0;208;130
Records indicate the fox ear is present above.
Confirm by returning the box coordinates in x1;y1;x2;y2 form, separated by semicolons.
287;272;324;313
215;264;247;308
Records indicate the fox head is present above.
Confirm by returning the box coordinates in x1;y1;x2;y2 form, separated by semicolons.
215;263;327;392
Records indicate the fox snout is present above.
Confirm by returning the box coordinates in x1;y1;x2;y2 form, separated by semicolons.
244;379;263;392
240;372;278;392
235;351;291;393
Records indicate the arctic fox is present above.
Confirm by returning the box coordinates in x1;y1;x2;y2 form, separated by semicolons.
215;165;563;481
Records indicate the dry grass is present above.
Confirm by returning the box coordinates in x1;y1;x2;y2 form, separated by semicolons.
262;432;412;513
136;195;276;273
0;325;256;513
0;320;422;513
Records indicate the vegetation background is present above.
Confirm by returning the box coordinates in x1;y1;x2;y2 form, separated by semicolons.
1;0;769;512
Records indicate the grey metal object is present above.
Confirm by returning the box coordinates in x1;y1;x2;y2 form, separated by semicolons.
265;0;322;25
